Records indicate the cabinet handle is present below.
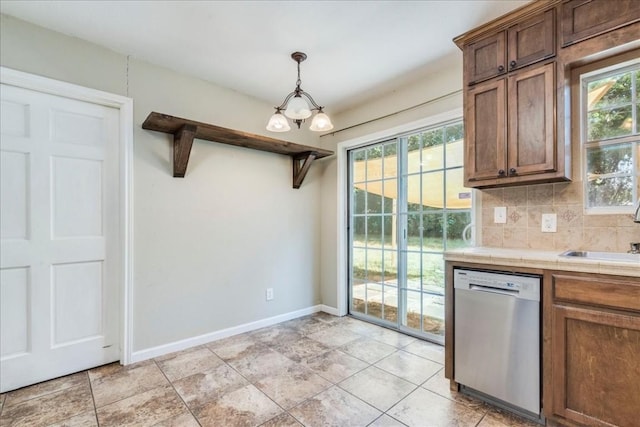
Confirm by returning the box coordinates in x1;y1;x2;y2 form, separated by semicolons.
498;65;505;72
509;168;517;175
510;60;517;69
498;169;506;176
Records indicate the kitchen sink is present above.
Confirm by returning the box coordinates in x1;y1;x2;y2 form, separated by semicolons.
560;250;640;262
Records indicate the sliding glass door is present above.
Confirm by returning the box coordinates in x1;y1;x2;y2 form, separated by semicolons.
348;120;471;343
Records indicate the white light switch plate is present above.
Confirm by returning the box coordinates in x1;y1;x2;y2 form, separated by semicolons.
494;207;507;224
541;213;557;232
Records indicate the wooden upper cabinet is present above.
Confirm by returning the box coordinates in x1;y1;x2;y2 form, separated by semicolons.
465;62;556;186
465;33;506;85
465;79;507;182
507;63;556;177
561;0;640;46
507;9;555;71
466;9;555;85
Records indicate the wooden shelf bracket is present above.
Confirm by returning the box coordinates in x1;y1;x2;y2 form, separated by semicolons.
293;152;318;189
142;112;333;188
173;124;197;178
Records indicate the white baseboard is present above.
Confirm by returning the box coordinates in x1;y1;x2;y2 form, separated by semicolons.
129;304;339;364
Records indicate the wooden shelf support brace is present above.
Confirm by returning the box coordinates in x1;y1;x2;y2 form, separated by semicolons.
173;124;197;177
292;151;318;189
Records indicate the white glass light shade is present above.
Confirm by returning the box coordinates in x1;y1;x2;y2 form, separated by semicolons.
266;112;291;132
284;95;312;119
309;112;334;131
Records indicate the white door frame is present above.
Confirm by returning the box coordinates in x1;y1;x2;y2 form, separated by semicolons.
0;66;135;365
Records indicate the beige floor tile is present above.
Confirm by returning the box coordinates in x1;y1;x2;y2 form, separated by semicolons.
302;349;368;383
0;383;93;427
272;337;331;362
152;412;201;427
375;350;442;385
370;328;417;348
250;324;303;345
260;412;303;427
339;366;416;412
340;337;398;364
280;316;329;336
172;363;248;408
339;317;385;336
193;384;282;427
307;325;363;348
155;347;224;382
422;368;486;410
46;411;98;427
311;312;341;324
96;384;187;427
402;339;445;364
388;388;485;427
288;386;381;427
254;365;331;409
227;347;298;382
0;394;4;412
3;372;88;407
368;414;408;426
89;361;169;407
208;334;268;361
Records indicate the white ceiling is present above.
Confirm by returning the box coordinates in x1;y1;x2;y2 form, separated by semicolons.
1;0;529;113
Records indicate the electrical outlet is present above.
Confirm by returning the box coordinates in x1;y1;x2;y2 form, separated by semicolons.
266;288;274;301
541;213;557;233
494;207;507;224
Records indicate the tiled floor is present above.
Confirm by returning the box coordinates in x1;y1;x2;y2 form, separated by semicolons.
0;313;538;426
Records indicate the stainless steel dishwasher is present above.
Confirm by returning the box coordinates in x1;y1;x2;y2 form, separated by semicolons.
454;268;541;420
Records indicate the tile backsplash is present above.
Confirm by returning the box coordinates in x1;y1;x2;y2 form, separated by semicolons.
480;182;640;252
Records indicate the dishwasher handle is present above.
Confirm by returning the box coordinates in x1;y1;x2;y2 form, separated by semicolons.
469;283;519;297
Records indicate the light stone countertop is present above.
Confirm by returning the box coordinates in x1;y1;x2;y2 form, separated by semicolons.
444;247;640;278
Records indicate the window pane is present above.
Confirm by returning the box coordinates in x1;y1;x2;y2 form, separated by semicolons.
445;211;472;249
352;217;366;245
366;284;383;319
366;146;383;180
365;216;383;247
422;212;444;251
383;250;398;282
351;280;366;314
587;71;632;110
352;249;366;281
406;213;422;250
422;292;444;336
586;143;634;207
353;188;366;215
382;215;393;247
383;286;398;322
352;153;366;183
422;254;444;289
366;190;383;214
406;252;421;290
382;179;397;212
407;135;422;174
445;122;464;143
407;174;421;211
446;168;471;209
587;105;633;141
382;143;398;179
422;171;445;209
446;137;464;168
366;249;383;282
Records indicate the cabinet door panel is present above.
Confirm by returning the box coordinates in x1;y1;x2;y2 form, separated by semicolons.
465;32;506;85
507;62;555;176
552;304;640;427
561;0;640;46
465;79;506;184
508;9;555;70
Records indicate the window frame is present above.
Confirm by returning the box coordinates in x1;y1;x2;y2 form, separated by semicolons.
579;57;640;215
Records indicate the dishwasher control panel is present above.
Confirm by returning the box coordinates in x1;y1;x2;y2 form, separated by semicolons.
454;268;540;301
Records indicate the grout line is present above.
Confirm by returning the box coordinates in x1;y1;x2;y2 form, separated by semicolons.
85;370;101;427
153;358;203;427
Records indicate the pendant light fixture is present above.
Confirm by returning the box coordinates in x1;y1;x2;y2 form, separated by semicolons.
267;52;334;133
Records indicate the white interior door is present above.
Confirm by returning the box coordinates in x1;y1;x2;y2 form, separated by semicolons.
0;83;121;392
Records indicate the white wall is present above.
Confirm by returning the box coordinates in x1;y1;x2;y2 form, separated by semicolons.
318;53;464;310
1;14;324;352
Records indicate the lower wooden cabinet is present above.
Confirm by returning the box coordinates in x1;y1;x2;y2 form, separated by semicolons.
546;272;640;427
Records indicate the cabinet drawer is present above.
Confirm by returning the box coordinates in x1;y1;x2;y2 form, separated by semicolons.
561;0;640;46
553;274;640;312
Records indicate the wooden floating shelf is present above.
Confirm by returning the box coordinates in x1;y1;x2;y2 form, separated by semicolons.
142;112;334;188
